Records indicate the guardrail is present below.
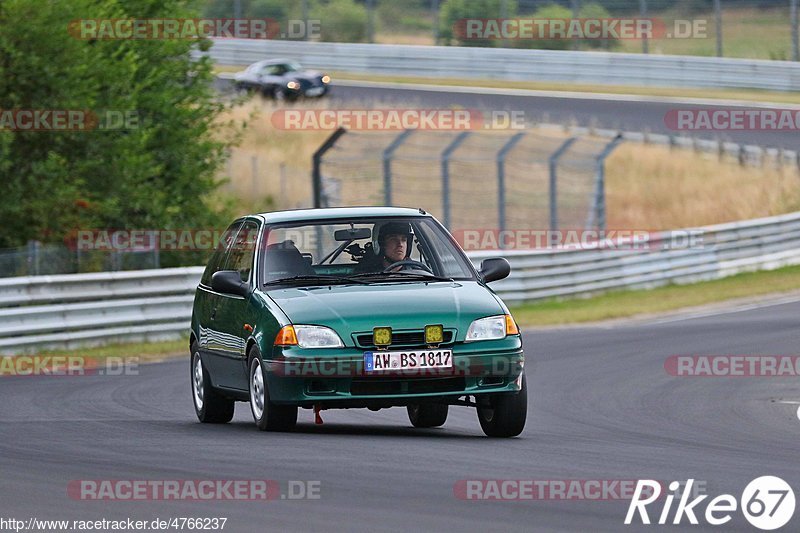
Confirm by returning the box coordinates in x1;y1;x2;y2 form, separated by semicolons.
205;39;800;92
3;212;800;353
0;268;203;352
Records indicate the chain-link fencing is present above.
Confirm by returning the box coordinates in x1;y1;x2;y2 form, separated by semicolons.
314;128;624;236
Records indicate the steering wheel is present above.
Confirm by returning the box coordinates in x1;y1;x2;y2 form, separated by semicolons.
381;259;434;274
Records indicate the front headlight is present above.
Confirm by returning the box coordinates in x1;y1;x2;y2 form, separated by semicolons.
294;325;344;348
465;315;507;342
286;81;299;90
321;75;331;84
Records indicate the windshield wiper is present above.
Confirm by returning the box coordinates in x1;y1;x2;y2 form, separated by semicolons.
264;274;368;286
347;271;454;282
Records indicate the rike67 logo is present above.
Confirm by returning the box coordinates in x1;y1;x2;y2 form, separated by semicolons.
625;477;795;530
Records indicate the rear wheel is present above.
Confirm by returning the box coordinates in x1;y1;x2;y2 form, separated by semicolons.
248;350;297;431
407;403;448;428
477;374;527;438
191;345;234;423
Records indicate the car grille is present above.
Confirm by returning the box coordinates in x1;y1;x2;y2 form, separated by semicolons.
298;78;316;89
353;330;455;349
350;377;465;396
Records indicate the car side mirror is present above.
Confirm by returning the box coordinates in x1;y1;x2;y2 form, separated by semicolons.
479;257;511;283
211;270;250;297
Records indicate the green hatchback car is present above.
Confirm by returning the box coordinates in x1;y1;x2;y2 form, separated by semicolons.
190;207;526;437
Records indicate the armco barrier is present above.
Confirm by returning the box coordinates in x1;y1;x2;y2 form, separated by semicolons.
2;213;800;353
204;39;800;92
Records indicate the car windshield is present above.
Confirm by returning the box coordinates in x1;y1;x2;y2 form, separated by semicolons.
260;217;476;286
284;62;302;72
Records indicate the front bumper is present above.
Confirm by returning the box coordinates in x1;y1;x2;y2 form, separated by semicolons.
264;336;524;406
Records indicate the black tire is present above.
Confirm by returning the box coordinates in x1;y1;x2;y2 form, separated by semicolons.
477;374;527;438
248;349;297;431
191;344;235;424
407;403;448;428
271;87;286;101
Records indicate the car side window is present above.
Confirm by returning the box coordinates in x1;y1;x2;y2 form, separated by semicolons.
223;220;259;283
200;220;243;287
262;64;283;76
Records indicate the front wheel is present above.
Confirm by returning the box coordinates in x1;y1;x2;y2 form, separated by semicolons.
191;345;235;423
249;351;297;431
477;374;527;437
407;404;448;428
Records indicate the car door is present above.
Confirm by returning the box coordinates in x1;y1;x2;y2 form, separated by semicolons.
196;220;242;377
259;63;285;91
208;219;260;391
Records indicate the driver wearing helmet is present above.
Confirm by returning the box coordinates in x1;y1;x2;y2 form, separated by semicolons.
354;221;413;273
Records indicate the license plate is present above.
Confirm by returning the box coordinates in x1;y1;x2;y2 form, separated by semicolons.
305;87;324;96
364;350;452;372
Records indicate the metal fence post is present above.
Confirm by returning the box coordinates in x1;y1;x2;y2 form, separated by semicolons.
496;133;525;240
792;0;799;61
714;0;723;57
312;127;347;208
640;0;648;54
432;0;440;44
366;0;375;43
548;137;578;231
588;134;624;231
27;240;40;276
440;132;471;229
571;0;580;50
382;130;414;206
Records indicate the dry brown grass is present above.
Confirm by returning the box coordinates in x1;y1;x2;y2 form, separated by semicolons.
217;98;331;212
216;97;800;229
605;144;800;229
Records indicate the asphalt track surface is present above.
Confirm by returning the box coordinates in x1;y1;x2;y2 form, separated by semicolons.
214;75;798;147
326;83;798;149
2;300;799;532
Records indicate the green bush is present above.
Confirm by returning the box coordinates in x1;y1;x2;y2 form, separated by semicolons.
511;2;619;51
512;4;572;50
0;0;236;249
579;2;619;50
440;0;517;47
314;0;369;43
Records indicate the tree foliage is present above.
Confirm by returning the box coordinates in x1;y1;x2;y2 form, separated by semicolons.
0;0;235;249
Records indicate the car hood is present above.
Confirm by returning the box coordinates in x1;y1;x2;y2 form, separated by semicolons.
267;281;503;342
288;71;323;82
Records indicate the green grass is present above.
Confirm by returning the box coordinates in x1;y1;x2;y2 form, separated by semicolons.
510;264;800;326
30;338;188;361
618;8;794;61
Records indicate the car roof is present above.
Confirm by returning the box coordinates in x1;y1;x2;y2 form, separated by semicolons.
252;206;430;224
252;58;294;67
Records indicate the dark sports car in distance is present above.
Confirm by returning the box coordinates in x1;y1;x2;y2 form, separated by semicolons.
233;59;330;100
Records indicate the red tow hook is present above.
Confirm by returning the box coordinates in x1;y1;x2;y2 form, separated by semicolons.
314;404;324;425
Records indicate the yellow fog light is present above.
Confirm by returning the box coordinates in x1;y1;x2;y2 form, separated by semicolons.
373;327;392;347
425;324;444;344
